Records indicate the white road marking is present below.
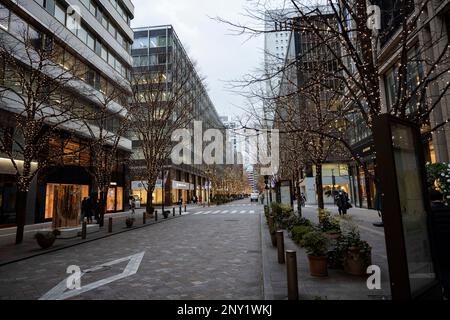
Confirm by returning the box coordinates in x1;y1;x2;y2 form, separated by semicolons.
202;211;211;215
222;210;229;214
240;210;246;214
250;210;255;214
212;210;221;214
231;210;237;214
40;252;145;300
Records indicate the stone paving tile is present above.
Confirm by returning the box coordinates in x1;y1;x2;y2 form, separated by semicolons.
0;200;263;300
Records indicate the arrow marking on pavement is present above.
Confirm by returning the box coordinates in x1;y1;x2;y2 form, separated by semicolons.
39;251;145;300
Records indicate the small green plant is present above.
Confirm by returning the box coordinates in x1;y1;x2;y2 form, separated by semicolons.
318;210;341;233
291;225;314;244
301;231;329;256
286;216;312;232
271;203;294;225
339;227;372;267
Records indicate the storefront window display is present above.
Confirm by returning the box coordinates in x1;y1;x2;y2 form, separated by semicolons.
45;184;89;227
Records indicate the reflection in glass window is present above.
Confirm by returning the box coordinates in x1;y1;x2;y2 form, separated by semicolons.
149;36;158;48
54;2;66;25
77;25;87;43
0;5;9;30
133;37;148;49
9;13;27;38
87;33;95;50
132;56;140;67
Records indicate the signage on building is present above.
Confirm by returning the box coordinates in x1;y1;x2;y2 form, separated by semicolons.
172;181;190;190
131;180;162;190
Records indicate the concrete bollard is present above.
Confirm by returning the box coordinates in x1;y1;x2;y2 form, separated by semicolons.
155;210;158;221
81;221;87;240
108;217;113;233
286;250;299;300
276;231;285;264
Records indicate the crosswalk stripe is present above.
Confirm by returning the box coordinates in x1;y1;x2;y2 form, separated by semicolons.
231;210;237;214
250;210;255;214
240;210;246;214
213;210;221;214
202;211;211;215
222;210;229;214
194;212;202;215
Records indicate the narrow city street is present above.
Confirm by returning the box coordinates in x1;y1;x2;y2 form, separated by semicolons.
0;200;264;300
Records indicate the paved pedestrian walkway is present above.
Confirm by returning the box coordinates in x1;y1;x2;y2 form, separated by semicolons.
0;200;263;300
0;208;192;266
261;204;391;300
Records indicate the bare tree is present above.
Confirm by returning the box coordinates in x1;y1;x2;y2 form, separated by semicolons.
81;82;131;226
217;0;449;209
129;45;202;215
0;21;87;243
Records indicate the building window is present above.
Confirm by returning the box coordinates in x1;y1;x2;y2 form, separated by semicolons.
9;13;27;38
89;0;97;16
86;32;95;50
54;2;66;25
0;4;10;30
108;22;116;37
132;56;140;67
133;37;148;49
77;24;88;43
100;43;108;60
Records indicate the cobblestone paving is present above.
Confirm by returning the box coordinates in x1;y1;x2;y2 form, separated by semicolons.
0;200;263;300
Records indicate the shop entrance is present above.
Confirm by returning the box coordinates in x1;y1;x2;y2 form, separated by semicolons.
45;184;89;228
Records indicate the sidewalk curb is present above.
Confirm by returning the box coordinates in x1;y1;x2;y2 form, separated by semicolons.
0;213;188;268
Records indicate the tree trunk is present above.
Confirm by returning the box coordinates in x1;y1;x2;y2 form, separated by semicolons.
15;190;28;244
295;172;302;217
316;164;324;209
99;190;107;227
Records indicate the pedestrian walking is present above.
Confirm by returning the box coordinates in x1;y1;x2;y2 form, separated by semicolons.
301;193;307;207
260;193;265;204
129;196;136;214
81;197;88;223
336;191;350;216
85;196;93;224
93;198;100;224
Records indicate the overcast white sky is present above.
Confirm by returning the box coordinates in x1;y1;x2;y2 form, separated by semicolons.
131;0;265;119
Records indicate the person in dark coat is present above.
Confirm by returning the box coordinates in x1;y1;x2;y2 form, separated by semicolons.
85;196;93;224
81;197;88;223
93;198;100;223
336;191;349;216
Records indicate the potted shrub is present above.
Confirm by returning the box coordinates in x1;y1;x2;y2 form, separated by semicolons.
268;215;277;247
35;229;60;249
162;210;170;219
291;225;314;246
302;231;329;277
125;216;135;228
286;216;312;233
341;229;372;276
318;210;341;239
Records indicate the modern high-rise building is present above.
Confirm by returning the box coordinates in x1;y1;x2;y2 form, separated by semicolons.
0;0;134;228
130;25;223;206
263;9;294;129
